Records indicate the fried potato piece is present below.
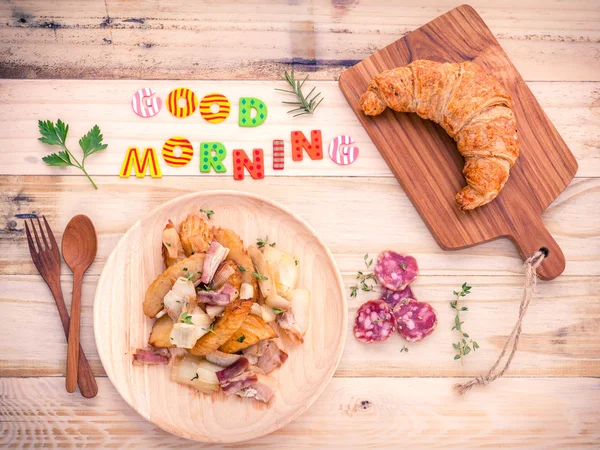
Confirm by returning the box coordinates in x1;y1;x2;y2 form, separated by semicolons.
219;314;277;353
162;220;186;267
179;214;213;256
190;299;253;356
148;314;173;348
143;253;205;318
212;227;258;301
162;220;185;267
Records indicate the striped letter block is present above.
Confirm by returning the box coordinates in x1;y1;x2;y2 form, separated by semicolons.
199;93;231;124
273;140;284;170
166;88;198;118
120;147;162;178
162;136;193;167
328;135;359;165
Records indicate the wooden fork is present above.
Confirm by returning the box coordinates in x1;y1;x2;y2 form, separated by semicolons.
25;216;98;398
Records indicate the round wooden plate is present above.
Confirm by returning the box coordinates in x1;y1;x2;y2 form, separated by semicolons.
93;191;347;443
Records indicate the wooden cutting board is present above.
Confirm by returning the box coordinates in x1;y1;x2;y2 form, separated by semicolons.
338;5;578;280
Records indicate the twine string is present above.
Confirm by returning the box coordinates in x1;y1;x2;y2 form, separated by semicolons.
453;250;546;395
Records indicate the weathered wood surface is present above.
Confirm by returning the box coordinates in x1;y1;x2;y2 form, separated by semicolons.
0;1;599;81
2;377;599;449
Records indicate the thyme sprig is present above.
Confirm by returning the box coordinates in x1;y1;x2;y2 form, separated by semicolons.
256;236;275;248
276;69;324;117
451;283;479;364
350;254;377;297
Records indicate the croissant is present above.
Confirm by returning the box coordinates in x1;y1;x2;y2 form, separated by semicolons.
359;60;519;210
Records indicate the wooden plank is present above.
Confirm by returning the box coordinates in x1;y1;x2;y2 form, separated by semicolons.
1;176;598;278
1;377;599;448
0;1;599;81
1;274;598;378
0;80;597;177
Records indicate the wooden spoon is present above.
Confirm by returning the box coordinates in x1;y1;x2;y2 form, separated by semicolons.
63;215;97;393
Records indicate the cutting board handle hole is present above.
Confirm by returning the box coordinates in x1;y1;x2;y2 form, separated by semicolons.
539;247;549;257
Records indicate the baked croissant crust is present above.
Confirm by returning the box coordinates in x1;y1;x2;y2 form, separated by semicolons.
359;60;519;210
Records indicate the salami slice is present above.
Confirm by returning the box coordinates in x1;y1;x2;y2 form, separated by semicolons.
381;286;415;307
354;300;396;343
392;299;437;342
374;251;418;291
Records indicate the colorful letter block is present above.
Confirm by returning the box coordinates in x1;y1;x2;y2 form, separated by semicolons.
273;140;284;170
162;136;194;167
232;149;264;180
291;130;323;161
120;147;162;178
328;135;359;165
166;88;198;118
239;97;267;127
199;93;231;124
200;142;227;173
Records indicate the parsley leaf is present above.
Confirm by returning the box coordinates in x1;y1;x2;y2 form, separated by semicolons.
236;335;246;343
38;119;107;189
78;125;108;160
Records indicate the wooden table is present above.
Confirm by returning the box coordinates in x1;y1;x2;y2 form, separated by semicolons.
1;1;599;448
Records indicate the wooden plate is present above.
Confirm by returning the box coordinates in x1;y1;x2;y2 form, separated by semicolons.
93;191;347;443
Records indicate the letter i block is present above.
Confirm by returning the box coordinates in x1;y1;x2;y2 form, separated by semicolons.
200;142;227;173
291;130;323;161
233;149;264;180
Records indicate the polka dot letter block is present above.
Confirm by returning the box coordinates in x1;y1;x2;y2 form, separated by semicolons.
233;149;265;180
199;142;227;173
291;130;323;161
239;97;268;127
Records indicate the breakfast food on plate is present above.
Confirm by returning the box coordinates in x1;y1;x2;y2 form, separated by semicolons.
374;251;419;291
359;60;519;210
354;251;438;345
134;212;311;403
392;299;438;342
353;299;396;343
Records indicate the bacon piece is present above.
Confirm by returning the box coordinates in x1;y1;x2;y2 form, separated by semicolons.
242;340;288;374
197;291;231;306
218;283;239;302
353;299;396;343
221;372;258;394
215;357;249;384
393;299;438;342
132;347;170;365
277;309;304;344
200;241;230;284
381;285;415;307
235;371;277;403
373;251;419;291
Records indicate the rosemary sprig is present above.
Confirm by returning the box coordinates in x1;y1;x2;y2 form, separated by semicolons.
350;254;377;297
275;69;324;117
451;283;479;364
